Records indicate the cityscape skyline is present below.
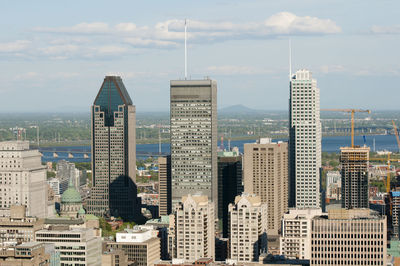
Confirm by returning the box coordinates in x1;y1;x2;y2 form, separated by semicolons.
0;0;399;112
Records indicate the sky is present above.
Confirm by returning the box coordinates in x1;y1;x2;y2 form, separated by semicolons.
0;0;399;112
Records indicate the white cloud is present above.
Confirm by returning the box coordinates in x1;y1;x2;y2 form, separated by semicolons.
124;37;177;48
34;22;110;34
0;40;31;53
371;25;400;34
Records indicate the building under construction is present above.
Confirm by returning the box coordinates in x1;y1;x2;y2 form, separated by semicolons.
340;146;370;209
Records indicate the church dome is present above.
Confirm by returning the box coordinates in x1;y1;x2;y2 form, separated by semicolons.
61;186;82;204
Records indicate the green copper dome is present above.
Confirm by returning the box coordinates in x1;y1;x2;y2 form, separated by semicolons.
61;186;82;204
78;206;86;215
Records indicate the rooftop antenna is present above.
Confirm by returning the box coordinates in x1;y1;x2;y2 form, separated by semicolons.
184;19;188;80
289;38;292;80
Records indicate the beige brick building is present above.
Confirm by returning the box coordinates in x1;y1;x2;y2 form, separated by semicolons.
228;194;267;263
170;195;215;262
158;156;171;216
243;138;288;236
311;209;387;266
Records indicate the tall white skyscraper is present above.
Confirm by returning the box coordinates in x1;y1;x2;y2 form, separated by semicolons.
289;69;321;208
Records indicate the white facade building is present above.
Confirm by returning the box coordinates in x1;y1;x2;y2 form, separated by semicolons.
280;208;323;260
170;194;215;262
35;227;102;266
0;141;48;218
289;69;321;208
47;178;60;195
326;171;341;200
229;194;267;263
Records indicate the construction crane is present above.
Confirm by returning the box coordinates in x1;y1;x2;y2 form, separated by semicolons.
321;109;371;148
392;120;400;153
370;153;400;193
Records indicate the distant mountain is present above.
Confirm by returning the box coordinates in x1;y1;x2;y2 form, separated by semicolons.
219;104;262;114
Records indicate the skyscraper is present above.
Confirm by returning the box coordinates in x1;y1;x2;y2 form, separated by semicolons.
289;69;321;208
340;146;369;209
158;155;171;216
243;138;288;236
87;76;139;220
170;79;217;211
0;141;49;218
218;149;243;238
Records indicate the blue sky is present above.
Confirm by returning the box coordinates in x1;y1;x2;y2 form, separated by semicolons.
0;0;399;112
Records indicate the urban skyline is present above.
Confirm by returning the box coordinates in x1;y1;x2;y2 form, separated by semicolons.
0;0;399;113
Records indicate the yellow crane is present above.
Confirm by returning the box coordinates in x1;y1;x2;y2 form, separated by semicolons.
321;109;371;148
370;153;400;193
392;120;400;153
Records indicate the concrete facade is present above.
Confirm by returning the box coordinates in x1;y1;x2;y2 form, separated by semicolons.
0;141;49;218
243;138;288;236
228;194;267;263
289;70;321;209
280;208;322;260
170;80;218;214
310;209;387;266
36;226;102;266
170;195;215;262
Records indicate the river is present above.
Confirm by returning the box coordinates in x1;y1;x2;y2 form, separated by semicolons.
40;134;398;162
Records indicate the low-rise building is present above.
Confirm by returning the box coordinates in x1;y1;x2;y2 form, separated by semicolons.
106;226;161;266
0;205;44;247
311;209;386;266
0;242;60;265
102;249;129;266
35;226;102;265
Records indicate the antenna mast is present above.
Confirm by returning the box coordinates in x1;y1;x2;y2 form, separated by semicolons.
184;19;188;80
289;38;292;80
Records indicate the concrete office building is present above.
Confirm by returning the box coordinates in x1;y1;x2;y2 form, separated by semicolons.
36;226;102;265
170;195;215;262
0;141;49;218
228;194;267;263
289;69;321;208
159;156;171;216
311;209;387;266
47;178;60;196
243;138;288;236
87;76;140;220
280;208;322;260
340;147;370;209
102;249;129;266
217;149;243;238
106;227;160;266
170;79;218;212
0;242;59;265
0;205;44;247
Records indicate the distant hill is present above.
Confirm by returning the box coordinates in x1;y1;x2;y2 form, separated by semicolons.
219;104;264;114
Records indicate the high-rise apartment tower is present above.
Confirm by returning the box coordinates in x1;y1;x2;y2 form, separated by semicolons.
289;69;321;208
243;138;288;236
170;79;217;211
87;76;139;220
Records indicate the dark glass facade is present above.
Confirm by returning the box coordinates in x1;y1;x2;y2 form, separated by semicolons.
87;76;140;221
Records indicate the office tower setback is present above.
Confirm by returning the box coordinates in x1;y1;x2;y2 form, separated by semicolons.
289;69;321;208
243;138;288;236
87;76;139;220
170;195;215;262
340;147;369;209
310;209;387;266
228;194;267;263
0;141;49;218
280;208;322;260
170;79;218;212
158;156;171;216
217;149;243;238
